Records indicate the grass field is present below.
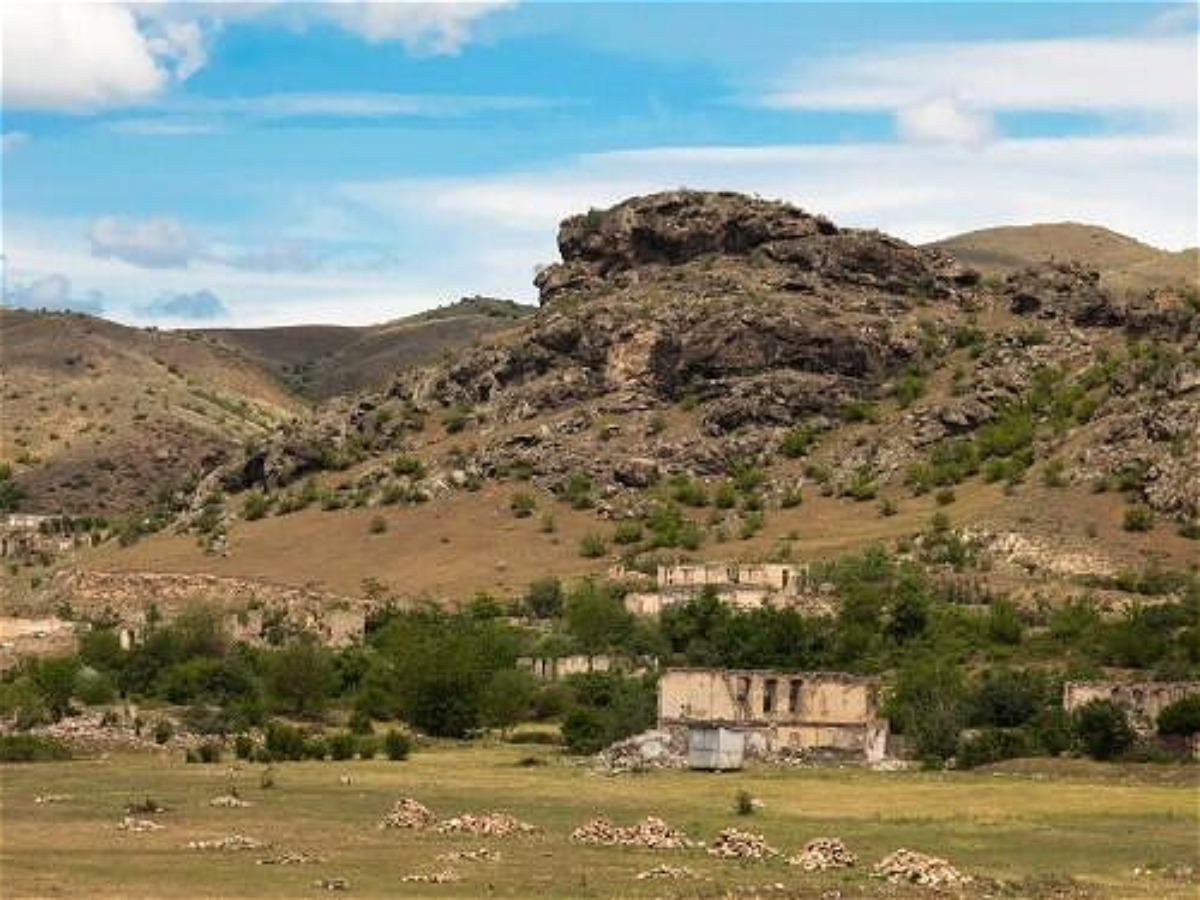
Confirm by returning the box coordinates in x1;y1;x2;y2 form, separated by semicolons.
2;744;1197;899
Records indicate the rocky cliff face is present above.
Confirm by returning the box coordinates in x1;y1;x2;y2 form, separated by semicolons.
198;191;1199;525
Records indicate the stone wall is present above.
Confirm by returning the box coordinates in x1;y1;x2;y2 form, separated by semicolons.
1063;681;1200;734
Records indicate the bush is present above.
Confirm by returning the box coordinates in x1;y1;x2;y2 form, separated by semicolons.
264;720;306;761
153;719;174;745
1157;694;1200;736
733;789;756;816
0;734;71;762
956;728;1031;769
510;492;537;518
578;534;607;558
243;491;271;521
1123;505;1154;532
328;730;357;761
524;577;563;619
560;706;610;755
196;740;223;763
264;639;337;717
369;515;388;535
1071;699;1135;760
347;708;374;735
356;734;379;759
383;729;411;760
612;520;643;545
302;736;328;760
234;734;254;760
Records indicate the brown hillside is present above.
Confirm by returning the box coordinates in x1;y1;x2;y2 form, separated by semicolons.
930;223;1199;295
0;308;304;516
191;297;534;399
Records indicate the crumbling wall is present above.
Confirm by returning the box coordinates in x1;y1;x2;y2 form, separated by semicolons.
1063;681;1200;734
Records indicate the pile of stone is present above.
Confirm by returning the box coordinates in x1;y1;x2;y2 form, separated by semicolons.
437;848;501;863
570;816;692;849
594;729;686;773
636;864;701;881
436;812;537;837
116;817;163;833
186;834;269;852
872;849;971;887
257;851;325;866
401;869;461;884
378;798;437;830
34;794;71;804
313;877;348;892
707;828;778;860
209;794;251;808
787;838;857;871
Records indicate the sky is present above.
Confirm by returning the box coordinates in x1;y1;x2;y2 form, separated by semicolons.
1;1;1196;328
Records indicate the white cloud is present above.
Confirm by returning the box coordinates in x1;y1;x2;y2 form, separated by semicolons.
6;272;106;315
763;35;1196;118
319;1;514;55
895;97;993;147
2;3;175;111
88;216;198;269
137;288;228;321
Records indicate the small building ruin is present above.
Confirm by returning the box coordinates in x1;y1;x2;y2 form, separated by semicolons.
1063;681;1200;735
518;654;654;681
624;563;833;617
658;667;889;763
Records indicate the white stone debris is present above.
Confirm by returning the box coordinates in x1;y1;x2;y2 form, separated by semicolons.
872;849;972;887
787;837;857;871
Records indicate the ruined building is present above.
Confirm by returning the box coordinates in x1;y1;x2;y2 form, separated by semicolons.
1063;681;1200;735
657;668;889;762
624;563;833;616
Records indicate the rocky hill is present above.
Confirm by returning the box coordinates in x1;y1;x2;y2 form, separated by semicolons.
931;223;1199;297
0;308;304;516
75;190;1190;601
192;297;534;399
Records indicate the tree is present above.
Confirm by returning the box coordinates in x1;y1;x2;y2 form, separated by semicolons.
264;638;337;717
1071;699;1134;760
970;668;1047;728
28;656;80;720
524;577;564;619
480;669;535;733
564;581;633;652
886;657;967;762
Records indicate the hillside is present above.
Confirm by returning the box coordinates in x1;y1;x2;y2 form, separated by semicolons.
0;308;304;516
930;223;1199;296
192;297;534;399
73;191;1197;605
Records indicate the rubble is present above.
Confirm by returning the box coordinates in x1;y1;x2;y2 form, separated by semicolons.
34;794;71;804
707;828;778;860
116;817;164;832
788;837;857;871
313;877;349;891
378;797;437;830
401;869;462;884
209;794;251;808
257;851;325;866
435;812;537;837
593;729;686;773
872;849;971;887
570;816;692;849
187;834;269;852
437;848;502;863
636;863;702;880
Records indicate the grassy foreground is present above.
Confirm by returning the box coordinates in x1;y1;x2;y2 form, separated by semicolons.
1;744;1197;900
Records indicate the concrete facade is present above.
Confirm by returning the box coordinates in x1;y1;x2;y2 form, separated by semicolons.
658;668;889;762
1063;681;1200;735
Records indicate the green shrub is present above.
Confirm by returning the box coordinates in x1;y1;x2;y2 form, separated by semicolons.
956;728;1031;769
510;491;537;518
369;515;388;534
264;720;306;761
1123;505;1154;532
778;424;821;459
302;736;328;760
578;534;607;558
383;729;411;760
1157;694;1200;736
1071;699;1135;760
243;491;271;521
613;520;643;545
328;731;357;761
733;788;756;816
234;734;254;760
196;740;223;763
0;734;71;762
524;577;563;619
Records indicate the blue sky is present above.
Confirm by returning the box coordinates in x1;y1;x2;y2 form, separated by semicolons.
2;2;1196;327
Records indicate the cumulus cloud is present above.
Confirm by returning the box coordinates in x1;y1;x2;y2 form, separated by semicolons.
319;1;514;54
88;216;198;269
6;273;106;315
895;97;994;147
1;2;513;112
137;289;228;321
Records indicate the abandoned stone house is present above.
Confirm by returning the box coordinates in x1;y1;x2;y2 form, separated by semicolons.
0;514;80;561
1063;681;1200;735
657;667;889;762
517;653;655;681
624;563;831;616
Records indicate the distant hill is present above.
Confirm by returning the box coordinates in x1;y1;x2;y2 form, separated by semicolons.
0;307;303;516
930;223;1198;296
192;297;535;399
